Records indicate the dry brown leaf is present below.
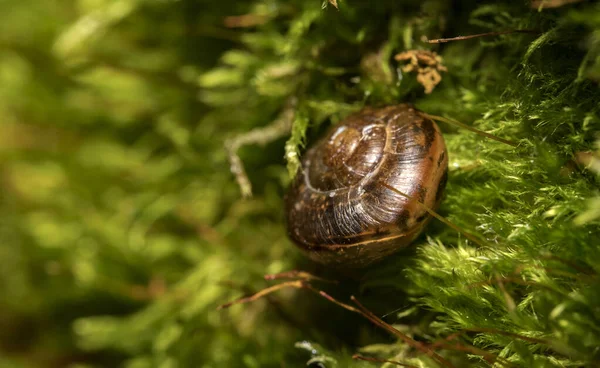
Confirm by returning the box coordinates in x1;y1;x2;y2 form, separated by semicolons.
395;50;447;94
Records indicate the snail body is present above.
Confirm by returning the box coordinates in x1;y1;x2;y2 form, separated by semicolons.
285;104;448;268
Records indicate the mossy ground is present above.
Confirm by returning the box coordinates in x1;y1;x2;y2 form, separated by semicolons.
1;1;600;367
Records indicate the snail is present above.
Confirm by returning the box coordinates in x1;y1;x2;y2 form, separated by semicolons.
285;104;448;268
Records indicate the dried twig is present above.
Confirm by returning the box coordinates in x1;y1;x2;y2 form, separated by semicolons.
420;112;518;147
428;328;548;365
264;270;338;284
217;280;306;310
426;29;539;44
435;342;516;367
465;327;550;345
541;253;596;275
218;273;554;367
379;182;488;247
225;98;296;197
219;281;455;367
348;296;456;368
495;273;517;312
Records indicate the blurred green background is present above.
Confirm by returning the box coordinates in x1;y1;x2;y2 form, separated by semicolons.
1;0;600;367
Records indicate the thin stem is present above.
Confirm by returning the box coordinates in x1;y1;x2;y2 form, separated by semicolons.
315;290;362;314
429;328;549;357
352;354;419;368
218;281;454;368
436;342;516;367
495;273;517;312
217;280;305;309
465;327;550;345
420;112;518;147
541;254;596;275
226;97;296;197
379;182;488;247
264;270;338;284
218;275;552;366
465;276;565;296
426;29;538;44
429;331;467;348
351;296;456;368
218;280;321;341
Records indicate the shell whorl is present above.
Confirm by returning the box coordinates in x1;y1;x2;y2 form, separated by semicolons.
285;104;448;268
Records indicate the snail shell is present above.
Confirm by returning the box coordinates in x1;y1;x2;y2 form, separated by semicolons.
285;104;448;268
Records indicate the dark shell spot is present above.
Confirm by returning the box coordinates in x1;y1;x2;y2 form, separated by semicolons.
336;237;354;245
374;227;391;237
410;121;424;139
416;213;428;223
437;151;446;168
395;210;411;228
435;169;449;202
420;118;436;151
362;181;379;194
417;184;428;202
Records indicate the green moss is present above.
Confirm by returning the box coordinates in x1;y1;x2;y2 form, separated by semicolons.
0;0;599;367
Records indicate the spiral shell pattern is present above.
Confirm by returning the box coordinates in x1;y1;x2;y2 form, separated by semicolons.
285;104;448;268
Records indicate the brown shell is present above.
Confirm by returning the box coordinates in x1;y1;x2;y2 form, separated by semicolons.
285;104;448;268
